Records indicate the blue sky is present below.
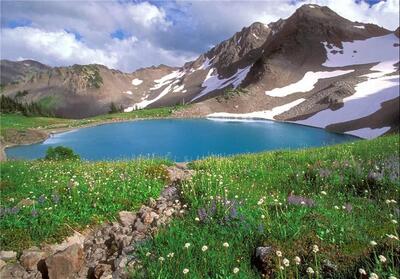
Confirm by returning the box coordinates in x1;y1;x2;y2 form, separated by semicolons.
1;0;399;72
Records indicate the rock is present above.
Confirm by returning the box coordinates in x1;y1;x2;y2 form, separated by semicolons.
322;259;338;276
118;211;136;227
165;167;194;184
0;251;17;262
20;247;47;271
94;264;112;279
17;198;36;207
142;211;159;225
45;244;84;279
133;219;147;233
0;263;29;278
0;259;6;270
164;208;175;217
148;198;156;208
253;246;275;277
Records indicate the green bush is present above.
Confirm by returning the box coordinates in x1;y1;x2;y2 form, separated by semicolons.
44;146;80;161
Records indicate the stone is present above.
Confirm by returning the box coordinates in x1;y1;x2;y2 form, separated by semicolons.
118;211;136;227
45;244;84;279
94;264;112;279
0;263;29;279
148;198;156;208
20;247;47;271
133;219;147;233
164;208;175;217
161;186;179;200
253;246;275;277
142;211;159;225
0;259;6;270
165;166;194;184
0;251;17;261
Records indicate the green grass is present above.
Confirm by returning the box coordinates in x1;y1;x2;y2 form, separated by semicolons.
0;106;184;139
132;135;399;279
0;159;171;251
37;95;62;111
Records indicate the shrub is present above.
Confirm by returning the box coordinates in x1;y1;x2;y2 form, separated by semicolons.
44;146;80;161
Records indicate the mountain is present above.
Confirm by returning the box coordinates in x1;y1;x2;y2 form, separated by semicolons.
1;4;399;138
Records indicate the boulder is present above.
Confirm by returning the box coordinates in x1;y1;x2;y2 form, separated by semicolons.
118;211;136;227
45;244;84;279
0;263;29;279
142;211;159;226
20;247;47;271
94;263;112;279
0;251;17;262
133;219;147;233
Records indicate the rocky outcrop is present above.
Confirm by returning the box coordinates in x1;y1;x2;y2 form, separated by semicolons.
0;164;194;279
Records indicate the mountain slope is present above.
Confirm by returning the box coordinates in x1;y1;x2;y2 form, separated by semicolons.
1;4;399;137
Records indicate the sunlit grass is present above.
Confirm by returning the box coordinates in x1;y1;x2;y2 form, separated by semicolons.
132;134;399;278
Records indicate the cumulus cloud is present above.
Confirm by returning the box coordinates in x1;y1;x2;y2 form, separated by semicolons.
0;0;398;72
1;26;195;72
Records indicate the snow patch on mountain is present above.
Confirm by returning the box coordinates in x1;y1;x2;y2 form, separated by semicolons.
173;84;185;93
125;82;175;111
346;127;391;139
124;90;132;95
353;25;365;29
265;70;354;97
191;65;252;102
207;98;305;120
131;78;143;86
294;74;399;138
150;70;184;90
322;34;399;67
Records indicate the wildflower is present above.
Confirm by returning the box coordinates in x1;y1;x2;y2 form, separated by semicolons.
294;256;301;265
257;199;264;205
306;267;315;274
31;209;38;217
312;245;319;253
388;276;397;279
283;258;290;267
359;268;366;275
321;191;327;195
223;242;229;248
370;240;377;246
184;243;191;249
369;273;379;279
201;245;208;252
195;217;200;222
183;268;189;275
158;257;165;262
233;267;239;274
279;265;284;270
378;255;387;263
334;205;339;209
386;234;399;240
391;219;398;224
261;214;265;219
167;252;174;258
145;252;151;257
276;250;282;257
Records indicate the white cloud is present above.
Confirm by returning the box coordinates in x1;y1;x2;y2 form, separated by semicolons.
127;2;171;29
1;26;195;72
0;0;398;72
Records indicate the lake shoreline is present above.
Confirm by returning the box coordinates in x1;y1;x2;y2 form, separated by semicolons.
0;115;204;161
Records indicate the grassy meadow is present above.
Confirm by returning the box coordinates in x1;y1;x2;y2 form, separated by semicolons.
132;135;399;278
0;106;183;141
0;129;398;278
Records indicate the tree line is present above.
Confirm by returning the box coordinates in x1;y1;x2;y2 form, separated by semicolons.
0;95;53;117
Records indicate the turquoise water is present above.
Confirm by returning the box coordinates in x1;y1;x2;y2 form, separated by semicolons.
5;118;357;162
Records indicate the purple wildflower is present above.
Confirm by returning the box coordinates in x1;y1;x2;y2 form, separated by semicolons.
197;208;208;222
10;206;20;215
52;193;60;204
31;209;38;217
38;194;46;204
